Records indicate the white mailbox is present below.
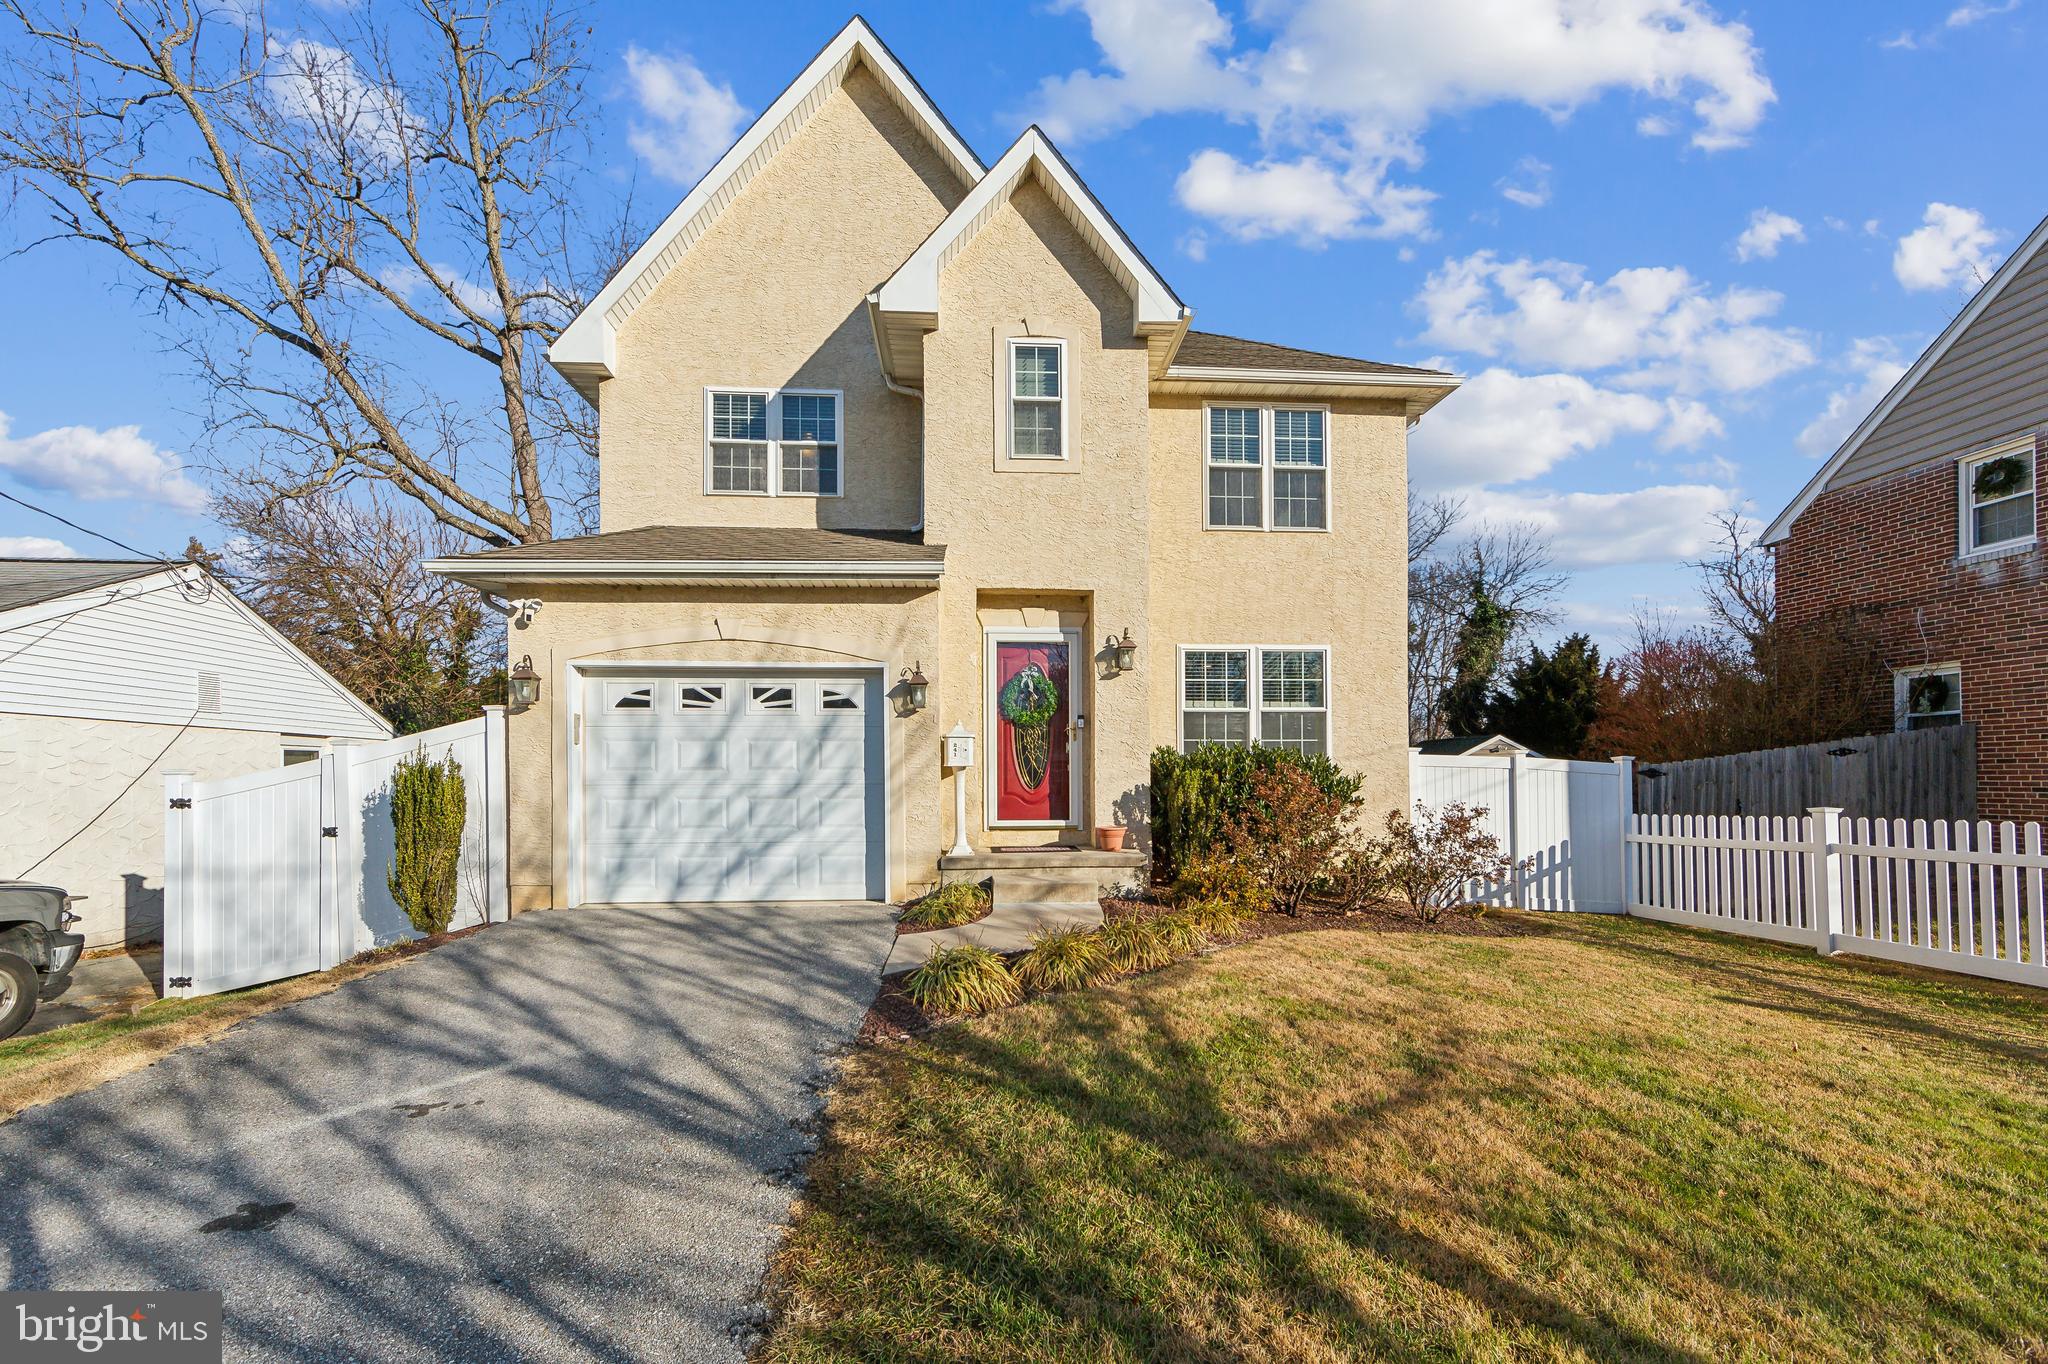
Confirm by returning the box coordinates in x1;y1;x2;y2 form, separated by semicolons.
943;724;975;770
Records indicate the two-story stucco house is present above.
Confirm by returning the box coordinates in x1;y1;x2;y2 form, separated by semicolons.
1767;213;2048;825
429;18;1460;913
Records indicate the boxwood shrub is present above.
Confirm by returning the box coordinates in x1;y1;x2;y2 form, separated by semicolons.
1150;744;1360;879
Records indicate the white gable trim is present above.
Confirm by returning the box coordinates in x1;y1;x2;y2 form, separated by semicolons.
1763;211;2048;545
548;17;983;401
874;126;1184;331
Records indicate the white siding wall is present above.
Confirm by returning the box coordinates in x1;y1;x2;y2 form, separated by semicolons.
0;569;388;740
0;712;288;946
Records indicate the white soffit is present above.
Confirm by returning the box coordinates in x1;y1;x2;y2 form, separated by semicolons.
1762;211;2048;545
547;17;983;400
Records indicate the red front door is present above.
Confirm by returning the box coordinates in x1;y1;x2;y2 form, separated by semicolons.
992;638;1072;824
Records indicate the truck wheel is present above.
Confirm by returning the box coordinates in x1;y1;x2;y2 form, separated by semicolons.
0;952;37;1041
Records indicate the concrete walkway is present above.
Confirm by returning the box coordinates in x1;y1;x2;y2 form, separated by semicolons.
20;947;161;1037
883;900;1104;974
0;900;897;1363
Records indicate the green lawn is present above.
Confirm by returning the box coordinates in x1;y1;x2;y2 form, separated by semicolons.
764;914;2048;1362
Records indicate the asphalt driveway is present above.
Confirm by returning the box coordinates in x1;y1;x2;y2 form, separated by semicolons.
0;900;898;1362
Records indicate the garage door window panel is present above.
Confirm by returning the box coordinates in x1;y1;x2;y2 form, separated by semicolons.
676;683;727;712
749;683;797;713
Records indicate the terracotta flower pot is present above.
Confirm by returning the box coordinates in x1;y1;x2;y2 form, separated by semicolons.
1095;825;1127;852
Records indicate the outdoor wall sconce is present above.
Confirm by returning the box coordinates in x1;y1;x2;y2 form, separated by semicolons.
508;654;541;709
1105;627;1138;674
898;661;930;716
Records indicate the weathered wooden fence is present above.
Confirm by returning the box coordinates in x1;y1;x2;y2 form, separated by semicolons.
1632;725;1976;823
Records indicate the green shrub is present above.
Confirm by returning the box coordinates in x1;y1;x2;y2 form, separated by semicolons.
1012;925;1115;993
1224;765;1358;916
1149;911;1210;956
387;747;466;936
899;880;990;930
904;944;1020;1017
1151;744;1361;879
1171;849;1273;915
1096;915;1176;974
1184;897;1254;941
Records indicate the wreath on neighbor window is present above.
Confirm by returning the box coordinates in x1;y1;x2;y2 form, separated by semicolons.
1973;454;2029;501
1909;672;1953;715
999;663;1061;728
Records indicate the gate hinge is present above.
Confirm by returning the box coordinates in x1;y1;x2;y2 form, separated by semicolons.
168;797;192;809
321;826;339;838
168;975;193;989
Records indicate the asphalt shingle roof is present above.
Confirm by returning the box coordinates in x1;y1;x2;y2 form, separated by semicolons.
0;559;164;614
1173;330;1452;378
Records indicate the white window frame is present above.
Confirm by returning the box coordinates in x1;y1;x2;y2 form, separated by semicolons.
703;386;845;498
1202;403;1331;533
1176;644;1333;756
1957;436;2037;558
1894;663;1962;732
1006;338;1068;461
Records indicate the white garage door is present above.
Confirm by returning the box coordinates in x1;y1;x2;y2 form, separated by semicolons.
580;671;883;904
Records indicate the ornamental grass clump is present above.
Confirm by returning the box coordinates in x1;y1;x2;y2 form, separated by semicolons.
899;880;990;930
1012;924;1115;994
1184;897;1254;941
1095;915;1176;975
903;944;1020;1017
1149;911;1210;957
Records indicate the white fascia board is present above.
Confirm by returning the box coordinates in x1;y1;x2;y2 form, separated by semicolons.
549;17;983;387
874;127;1185;330
423;557;946;583
1762;210;2048;545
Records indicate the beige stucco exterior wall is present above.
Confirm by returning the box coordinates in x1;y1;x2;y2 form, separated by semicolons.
502;586;944;911
597;66;964;534
1145;395;1414;820
0;714;291;946
920;181;1155;850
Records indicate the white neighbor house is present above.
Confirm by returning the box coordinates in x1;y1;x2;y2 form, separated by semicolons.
0;558;392;947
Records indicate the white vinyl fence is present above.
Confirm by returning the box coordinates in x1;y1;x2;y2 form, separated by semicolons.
163;710;507;998
1410;752;1633;914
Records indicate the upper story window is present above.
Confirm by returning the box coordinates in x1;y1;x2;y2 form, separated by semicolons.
1895;665;1961;731
1204;405;1329;531
1009;340;1065;459
1960;440;2036;555
706;388;841;497
1180;645;1330;756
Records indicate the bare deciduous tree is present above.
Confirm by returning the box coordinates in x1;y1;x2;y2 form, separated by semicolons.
0;0;619;545
1408;512;1565;743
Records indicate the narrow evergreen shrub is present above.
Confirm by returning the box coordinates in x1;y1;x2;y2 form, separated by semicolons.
1096;915;1176;974
904;944;1020;1017
900;880;991;930
388;747;467;935
1151;744;1361;879
1170;849;1273;916
1011;924;1115;993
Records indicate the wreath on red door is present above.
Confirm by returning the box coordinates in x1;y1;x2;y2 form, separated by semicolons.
1000;663;1059;792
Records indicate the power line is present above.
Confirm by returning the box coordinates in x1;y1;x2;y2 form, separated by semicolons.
0;487;181;565
0;576;213;671
13;707;202;883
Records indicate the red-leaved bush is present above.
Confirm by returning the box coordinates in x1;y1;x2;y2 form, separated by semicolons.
1369;801;1519;923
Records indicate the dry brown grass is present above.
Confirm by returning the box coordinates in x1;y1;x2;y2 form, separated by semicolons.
765;914;2048;1362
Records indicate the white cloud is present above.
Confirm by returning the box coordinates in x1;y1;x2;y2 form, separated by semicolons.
266;38;414;166
1460;483;1742;567
0;412;208;513
1174;150;1432;243
377;261;499;318
623;46;748;187
1412;251;1815;392
1893;202;2003;292
1409;368;1724;493
1796;337;1913;457
0;536;77;559
1497;157;1552;209
1734;208;1805;262
1033;0;1774;242
1950;0;2021;27
1636;113;1676;136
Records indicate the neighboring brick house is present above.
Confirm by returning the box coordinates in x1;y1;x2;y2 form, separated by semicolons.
1766;214;2048;824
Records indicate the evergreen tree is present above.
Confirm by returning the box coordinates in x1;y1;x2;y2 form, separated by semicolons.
1489;634;1603;757
1439;583;1512;736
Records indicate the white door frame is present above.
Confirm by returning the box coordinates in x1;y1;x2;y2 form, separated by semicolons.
566;660;890;906
982;627;1084;830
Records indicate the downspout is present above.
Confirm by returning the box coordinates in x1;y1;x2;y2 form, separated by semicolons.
867;293;927;532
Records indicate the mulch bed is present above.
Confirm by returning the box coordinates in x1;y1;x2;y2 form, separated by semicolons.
858;891;1540;1044
342;921;487;968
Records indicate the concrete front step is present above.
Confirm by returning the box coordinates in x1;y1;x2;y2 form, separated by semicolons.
939;847;1147;911
883;900;1106;974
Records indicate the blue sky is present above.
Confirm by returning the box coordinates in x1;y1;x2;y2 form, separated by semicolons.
0;0;2039;651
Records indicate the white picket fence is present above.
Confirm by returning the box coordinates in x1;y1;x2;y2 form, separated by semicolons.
162;710;508;998
1628;810;2048;988
1410;752;1633;914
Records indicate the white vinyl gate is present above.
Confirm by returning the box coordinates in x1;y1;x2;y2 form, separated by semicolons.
1409;752;1633;914
163;710;508;997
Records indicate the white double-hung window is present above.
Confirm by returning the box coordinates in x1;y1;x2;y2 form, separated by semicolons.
1204;405;1328;530
705;387;842;496
1179;645;1330;755
1959;439;2036;555
1009;339;1066;459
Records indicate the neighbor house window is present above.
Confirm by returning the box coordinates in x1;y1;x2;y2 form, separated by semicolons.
1896;666;1962;731
1180;646;1331;756
1961;441;2036;555
1009;339;1065;459
1204;406;1330;531
706;388;842;496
